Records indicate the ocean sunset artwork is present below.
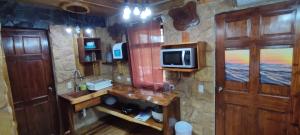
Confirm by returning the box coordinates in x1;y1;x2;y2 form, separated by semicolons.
260;48;293;86
225;49;250;82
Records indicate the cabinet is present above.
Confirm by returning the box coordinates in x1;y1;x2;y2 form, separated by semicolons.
59;84;180;135
77;37;101;75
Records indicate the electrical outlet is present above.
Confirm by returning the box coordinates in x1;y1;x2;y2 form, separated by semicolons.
117;76;122;80
198;84;204;94
67;81;73;89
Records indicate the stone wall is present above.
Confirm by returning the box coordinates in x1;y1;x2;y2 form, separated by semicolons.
106;0;287;135
0;0;288;134
49;25;77;95
49;25;115;94
49;25;110;130
0;24;18;134
95;27;132;85
95;27;114;80
161;0;286;134
12;24;127;132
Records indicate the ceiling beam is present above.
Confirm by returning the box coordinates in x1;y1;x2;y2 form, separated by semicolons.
153;0;184;13
78;0;119;10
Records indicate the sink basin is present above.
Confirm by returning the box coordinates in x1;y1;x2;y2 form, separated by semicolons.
60;90;108;105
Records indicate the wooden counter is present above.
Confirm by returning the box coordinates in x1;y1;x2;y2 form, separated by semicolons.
59;84;180;135
60;90;108;105
107;84;178;106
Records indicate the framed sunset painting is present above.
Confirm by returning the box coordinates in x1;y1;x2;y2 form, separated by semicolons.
225;49;250;82
260;47;293;86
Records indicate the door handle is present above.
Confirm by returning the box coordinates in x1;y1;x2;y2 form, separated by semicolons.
48;86;53;93
218;86;223;93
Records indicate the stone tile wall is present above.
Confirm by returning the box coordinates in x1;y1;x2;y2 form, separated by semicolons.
95;23;132;85
49;25;109;130
0;24;18;134
161;0;286;134
0;0;287;134
106;0;287;135
47;24;130;132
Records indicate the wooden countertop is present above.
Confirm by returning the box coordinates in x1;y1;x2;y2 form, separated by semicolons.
59;84;178;106
59;89;108;105
108;84;178;106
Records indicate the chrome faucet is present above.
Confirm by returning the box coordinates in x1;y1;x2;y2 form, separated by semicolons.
73;70;83;92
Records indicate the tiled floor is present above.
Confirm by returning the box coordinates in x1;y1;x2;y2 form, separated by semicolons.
82;117;162;135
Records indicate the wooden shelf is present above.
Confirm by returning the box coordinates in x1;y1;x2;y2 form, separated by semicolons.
161;42;198;47
84;49;101;51
161;42;207;72
78;37;102;76
95;105;163;131
102;62;113;65
161;67;198;72
81;60;101;64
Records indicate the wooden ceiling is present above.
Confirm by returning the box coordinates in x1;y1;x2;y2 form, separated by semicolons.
18;0;184;17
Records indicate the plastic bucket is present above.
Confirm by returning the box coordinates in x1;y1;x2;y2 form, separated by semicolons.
175;121;192;135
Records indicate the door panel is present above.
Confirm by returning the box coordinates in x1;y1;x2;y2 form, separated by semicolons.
259;47;293;97
15;107;29;135
21;59;48;99
1;29;58;135
259;7;296;45
224;104;248;135
2;36;15;55
224;49;250;91
261;11;295;35
6;61;24;104
258;110;288;135
27;100;52;135
260;84;290;97
216;1;299;135
23;37;42;54
225;18;251;40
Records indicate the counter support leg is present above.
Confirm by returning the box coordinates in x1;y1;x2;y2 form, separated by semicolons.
163;97;181;135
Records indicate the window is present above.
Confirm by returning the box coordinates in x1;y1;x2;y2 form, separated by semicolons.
128;20;164;90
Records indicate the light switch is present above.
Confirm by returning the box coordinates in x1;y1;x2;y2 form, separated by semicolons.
126;77;131;82
198;84;204;94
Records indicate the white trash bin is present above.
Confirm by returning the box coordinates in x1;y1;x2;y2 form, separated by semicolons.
175;121;192;135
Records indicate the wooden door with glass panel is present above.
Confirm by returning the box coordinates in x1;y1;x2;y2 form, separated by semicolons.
216;1;300;135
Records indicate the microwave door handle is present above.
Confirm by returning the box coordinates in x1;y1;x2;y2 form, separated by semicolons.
182;51;185;66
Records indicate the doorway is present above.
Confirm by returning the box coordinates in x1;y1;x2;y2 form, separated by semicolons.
1;28;58;135
215;1;300;135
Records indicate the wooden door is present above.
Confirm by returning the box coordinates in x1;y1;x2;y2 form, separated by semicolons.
1;28;58;135
216;1;300;135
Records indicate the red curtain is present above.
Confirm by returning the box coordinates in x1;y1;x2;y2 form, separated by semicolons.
128;20;163;91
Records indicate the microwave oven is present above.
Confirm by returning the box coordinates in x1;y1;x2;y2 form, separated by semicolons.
160;48;196;68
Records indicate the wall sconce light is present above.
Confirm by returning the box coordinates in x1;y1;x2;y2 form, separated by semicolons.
65;27;73;33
